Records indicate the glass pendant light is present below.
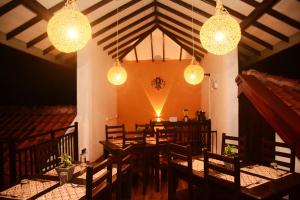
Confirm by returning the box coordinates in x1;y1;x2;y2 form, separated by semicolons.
200;0;241;55
47;0;91;53
107;4;127;85
184;0;205;85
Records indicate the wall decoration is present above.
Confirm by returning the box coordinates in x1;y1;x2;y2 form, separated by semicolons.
151;77;166;90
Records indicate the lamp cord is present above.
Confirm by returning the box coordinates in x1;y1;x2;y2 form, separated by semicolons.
116;5;119;59
192;0;195;59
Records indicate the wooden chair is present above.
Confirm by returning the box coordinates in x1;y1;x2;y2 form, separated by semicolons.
115;145;134;200
261;138;296;172
105;124;125;141
155;127;177;192
122;131;145;147
221;133;246;162
204;150;240;200
168;143;193;200
34;139;59;174
86;157;113;200
135;123;150;136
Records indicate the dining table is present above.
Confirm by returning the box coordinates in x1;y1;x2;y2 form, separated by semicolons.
0;164;117;200
169;156;300;200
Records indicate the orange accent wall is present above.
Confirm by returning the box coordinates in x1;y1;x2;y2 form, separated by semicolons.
117;60;202;131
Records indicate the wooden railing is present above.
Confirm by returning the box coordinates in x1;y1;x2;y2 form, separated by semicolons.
0;122;78;189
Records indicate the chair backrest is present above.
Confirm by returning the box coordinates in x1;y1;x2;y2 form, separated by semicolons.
115;145;134;200
221;133;245;161
156;127;177;145
122;131;145;147
86;157;112;200
105;124;125;140
135;123;150;136
261;138;296;172
34;139;59;174
204;150;240;191
168;143;192;174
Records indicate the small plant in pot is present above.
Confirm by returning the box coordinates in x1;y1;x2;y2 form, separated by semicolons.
55;154;75;182
223;144;237;170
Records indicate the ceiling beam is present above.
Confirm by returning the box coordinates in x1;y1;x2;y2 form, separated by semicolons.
150;33;154;62
105;20;156;53
239;42;261;56
97;12;155;46
134;48;138;62
6;1;65;40
27;33;47;48
156;1;203;27
20;0;53;20
157;18;207;53
0;1;20;16
173;0;273;50
240;0;280;30
82;0;114;15
241;32;300;69
117;26;157;60
241;0;300;30
93;1;154;38
43;46;55;55
158;26;202;62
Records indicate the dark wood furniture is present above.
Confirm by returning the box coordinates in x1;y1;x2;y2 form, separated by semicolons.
122;131;145;147
204;150;240;200
168;143;193;200
105;124;125;141
154;127;177;192
261;138;296;172
221;133;246;162
34;139;59;174
115;145;134;200
86;157;113;200
135;123;150;136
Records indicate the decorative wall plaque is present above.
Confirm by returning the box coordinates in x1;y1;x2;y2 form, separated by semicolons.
151;77;166;90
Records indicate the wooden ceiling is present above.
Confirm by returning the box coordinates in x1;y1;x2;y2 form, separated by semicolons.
0;0;299;67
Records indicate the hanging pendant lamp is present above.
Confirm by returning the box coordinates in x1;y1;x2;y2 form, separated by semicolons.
107;4;127;85
184;57;205;85
200;0;241;55
184;0;204;85
47;0;91;53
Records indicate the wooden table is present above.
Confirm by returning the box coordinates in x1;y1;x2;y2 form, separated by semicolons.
169;158;300;200
0;164;117;200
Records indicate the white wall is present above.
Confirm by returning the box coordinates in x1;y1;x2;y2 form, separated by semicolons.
77;40;117;162
200;49;239;153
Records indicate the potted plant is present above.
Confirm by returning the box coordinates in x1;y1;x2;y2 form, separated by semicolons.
223;144;237;169
55;154;75;182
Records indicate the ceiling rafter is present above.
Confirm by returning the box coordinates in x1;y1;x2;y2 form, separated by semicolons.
109;21;156;55
97;12;155;46
200;0;289;42
158;26;202;62
241;0;300;30
0;0;20;16
157;18;207;53
105;20;156;53
171;0;273;50
93;1;154;39
114;25;157;59
91;0;140;27
239;42;261;56
20;0;53;20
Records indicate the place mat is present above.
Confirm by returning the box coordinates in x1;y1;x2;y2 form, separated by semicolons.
77;167;117;180
36;183;85;200
0;180;58;200
43;165;86;177
178;159;204;171
217;172;269;189
241;165;291;179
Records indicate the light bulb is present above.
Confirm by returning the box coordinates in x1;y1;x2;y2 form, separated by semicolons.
215;31;224;42
67;28;78;39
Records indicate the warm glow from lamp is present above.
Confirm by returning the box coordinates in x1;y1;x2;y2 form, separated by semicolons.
184;57;205;85
107;59;127;85
47;0;91;53
200;0;241;55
